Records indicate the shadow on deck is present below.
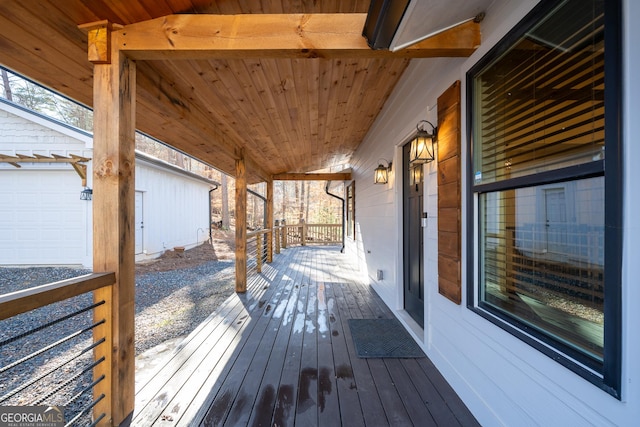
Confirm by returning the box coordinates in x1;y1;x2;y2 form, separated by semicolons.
132;246;479;426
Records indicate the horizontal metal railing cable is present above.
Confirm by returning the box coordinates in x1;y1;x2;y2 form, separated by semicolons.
0;319;105;374
0;300;105;348
247;234;260;276
63;376;106;426
65;374;104;408
86;398;107;427
0;338;105;403
67;392;106;427
0;273;114;425
32;356;105;405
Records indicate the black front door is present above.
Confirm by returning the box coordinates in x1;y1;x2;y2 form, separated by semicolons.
403;142;424;327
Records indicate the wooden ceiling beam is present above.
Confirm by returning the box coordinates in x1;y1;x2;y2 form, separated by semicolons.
111;14;479;60
273;172;352;181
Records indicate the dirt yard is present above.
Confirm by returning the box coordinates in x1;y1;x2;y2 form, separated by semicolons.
135;228;236;273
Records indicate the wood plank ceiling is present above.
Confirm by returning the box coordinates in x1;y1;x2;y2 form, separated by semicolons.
0;0;476;183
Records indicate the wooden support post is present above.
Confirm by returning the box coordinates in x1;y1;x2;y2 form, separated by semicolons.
235;154;247;292
90;41;136;426
256;233;263;273
266;180;274;263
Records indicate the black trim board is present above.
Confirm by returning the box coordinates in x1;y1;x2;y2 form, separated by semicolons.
362;0;411;50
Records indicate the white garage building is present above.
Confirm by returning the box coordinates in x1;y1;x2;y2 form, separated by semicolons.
0;98;217;267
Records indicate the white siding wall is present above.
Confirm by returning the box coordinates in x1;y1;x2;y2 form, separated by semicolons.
0;102;93;266
349;0;640;425
135;159;212;259
0;101;213;267
346;56;465;309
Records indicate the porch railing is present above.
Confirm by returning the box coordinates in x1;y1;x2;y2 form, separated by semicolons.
0;272;115;426
246;223;341;274
280;223;342;248
247;229;272;275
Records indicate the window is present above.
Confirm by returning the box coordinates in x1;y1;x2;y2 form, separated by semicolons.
467;0;621;397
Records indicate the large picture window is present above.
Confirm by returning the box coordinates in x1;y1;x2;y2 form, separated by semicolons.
467;0;621;396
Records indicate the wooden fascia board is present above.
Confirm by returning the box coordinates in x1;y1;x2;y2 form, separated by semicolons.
112;14;479;60
273;172;352;181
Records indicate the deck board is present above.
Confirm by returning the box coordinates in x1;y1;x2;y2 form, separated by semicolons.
326;283;366;427
271;269;309;427
132;246;480;426
332;282;387;427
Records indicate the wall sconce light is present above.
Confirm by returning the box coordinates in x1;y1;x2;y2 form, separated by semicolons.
409;120;438;164
374;160;392;184
80;187;93;201
410;164;423;187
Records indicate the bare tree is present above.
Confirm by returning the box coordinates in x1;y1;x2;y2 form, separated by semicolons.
1;69;13;101
54;98;92;131
296;182;303;222
281;181;287;223
305;181;311;222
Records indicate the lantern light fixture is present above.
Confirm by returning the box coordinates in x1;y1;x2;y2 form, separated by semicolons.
374;159;392;184
410;164;423;187
80;187;93;201
409;120;438;164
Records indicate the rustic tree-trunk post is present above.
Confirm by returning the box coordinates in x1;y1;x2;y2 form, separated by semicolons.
83;20;136;426
235;153;247;292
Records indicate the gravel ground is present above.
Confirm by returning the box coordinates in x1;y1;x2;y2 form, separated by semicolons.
0;259;235;423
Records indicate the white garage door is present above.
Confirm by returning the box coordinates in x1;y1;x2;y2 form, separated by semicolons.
0;170;90;266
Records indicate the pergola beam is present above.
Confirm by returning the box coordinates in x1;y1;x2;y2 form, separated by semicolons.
113;14;480;60
0;153;91;165
0;154;91;185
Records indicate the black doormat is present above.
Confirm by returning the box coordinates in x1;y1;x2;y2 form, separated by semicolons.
348;318;425;358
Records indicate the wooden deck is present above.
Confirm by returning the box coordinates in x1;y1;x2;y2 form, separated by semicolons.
132;246;479;426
